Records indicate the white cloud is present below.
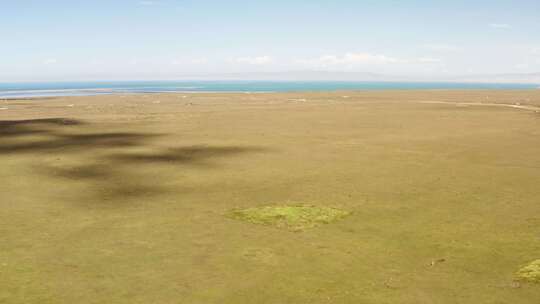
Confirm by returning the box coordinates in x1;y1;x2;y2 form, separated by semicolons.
172;58;208;65
139;1;158;5
422;44;463;52
89;59;102;66
43;59;57;65
416;57;442;63
294;52;444;72
489;23;511;29
234;56;273;65
190;58;208;65
297;52;401;68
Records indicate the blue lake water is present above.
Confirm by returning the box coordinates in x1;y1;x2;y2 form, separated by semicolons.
0;81;537;98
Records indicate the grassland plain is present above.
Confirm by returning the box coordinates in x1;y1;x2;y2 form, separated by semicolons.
1;90;540;303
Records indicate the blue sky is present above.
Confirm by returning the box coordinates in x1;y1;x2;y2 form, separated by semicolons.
1;0;539;81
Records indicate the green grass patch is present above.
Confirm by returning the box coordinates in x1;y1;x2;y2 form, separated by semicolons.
516;260;540;283
228;205;351;231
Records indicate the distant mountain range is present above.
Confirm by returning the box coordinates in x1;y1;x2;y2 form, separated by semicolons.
3;71;538;85
444;73;540;84
179;71;540;85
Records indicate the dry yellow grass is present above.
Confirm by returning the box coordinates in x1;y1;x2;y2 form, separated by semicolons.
1;90;540;303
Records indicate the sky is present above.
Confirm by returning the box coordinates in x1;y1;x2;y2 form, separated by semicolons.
1;0;540;81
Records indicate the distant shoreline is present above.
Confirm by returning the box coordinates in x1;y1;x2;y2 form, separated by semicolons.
0;80;538;99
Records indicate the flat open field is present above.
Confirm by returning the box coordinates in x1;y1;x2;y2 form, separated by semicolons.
1;90;540;303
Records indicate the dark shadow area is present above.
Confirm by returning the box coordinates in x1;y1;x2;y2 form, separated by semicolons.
0;118;162;153
108;145;268;165
0;118;82;126
0;132;162;153
3;118;270;206
0;133;165;154
48;164;112;180
35;163;174;203
0;118;82;137
41;145;267;202
99;183;174;201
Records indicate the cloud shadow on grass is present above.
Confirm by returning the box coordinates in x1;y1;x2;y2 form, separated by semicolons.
2;118;269;206
107;145;268;166
0;118;82;137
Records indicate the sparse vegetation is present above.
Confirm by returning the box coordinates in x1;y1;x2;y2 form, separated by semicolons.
517;260;540;283
228;205;350;231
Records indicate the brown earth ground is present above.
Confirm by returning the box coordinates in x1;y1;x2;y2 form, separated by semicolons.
1;90;540;303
